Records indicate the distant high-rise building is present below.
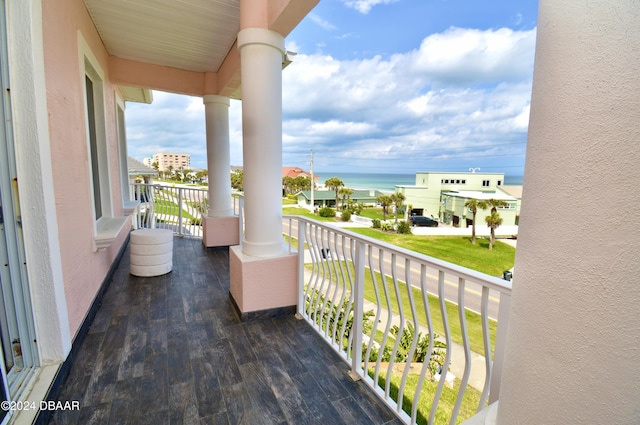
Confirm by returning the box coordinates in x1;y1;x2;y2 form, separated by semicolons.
152;153;191;171
142;157;153;168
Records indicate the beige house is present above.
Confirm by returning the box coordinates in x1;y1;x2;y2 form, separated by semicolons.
441;190;518;228
152;152;191;171
397;171;508;221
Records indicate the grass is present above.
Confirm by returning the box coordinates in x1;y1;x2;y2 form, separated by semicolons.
345;228;515;277
282;197;297;205
282;207;337;222
372;368;483;425
152;199;200;223
364;265;496;355
357;207;387;221
308;260;496;355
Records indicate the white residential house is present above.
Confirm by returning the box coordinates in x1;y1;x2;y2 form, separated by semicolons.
397;171;512;224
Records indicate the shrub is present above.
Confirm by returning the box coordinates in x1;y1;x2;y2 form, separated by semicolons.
350;202;363;215
318;207;336;217
381;222;394;231
396;220;412;234
372;218;381;229
340;211;352;222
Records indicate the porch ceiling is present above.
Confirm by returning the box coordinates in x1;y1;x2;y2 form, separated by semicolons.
84;0;240;74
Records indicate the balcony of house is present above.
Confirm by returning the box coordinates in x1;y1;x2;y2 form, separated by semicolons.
48;186;511;424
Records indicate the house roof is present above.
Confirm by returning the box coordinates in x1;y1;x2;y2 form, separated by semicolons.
282;166;312;179
296;189;384;201
128;157;158;176
84;0;319;99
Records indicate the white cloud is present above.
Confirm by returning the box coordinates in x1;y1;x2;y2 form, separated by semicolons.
126;26;535;174
342;0;400;14
309;13;336;30
405;27;536;86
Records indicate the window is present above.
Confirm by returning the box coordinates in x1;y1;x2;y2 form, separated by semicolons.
497;180;502;186
0;5;39;406
81;35;127;250
482;180;490;187
85;75;102;219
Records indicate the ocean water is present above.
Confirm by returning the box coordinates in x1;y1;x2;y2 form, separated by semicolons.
316;172;524;192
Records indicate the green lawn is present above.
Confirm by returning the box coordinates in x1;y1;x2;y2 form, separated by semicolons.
282;207;337;222
152;199;200;223
372;369;483;425
357;207;388;221
345;228;515;277
307;260;496;355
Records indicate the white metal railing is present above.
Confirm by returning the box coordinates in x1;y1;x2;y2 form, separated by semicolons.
283;216;511;425
131;183;208;238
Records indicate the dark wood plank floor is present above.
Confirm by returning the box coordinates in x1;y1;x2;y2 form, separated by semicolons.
49;237;402;425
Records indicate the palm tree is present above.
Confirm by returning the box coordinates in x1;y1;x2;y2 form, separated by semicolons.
479;199;508;250
167;165;174;181
464;198;481;244
390;192;406;223
376;194;392;221
324;177;344;208
338;187;354;209
485;211;503;250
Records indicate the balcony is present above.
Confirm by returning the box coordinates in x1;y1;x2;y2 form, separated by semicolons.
49;196;510;424
47;237;402;425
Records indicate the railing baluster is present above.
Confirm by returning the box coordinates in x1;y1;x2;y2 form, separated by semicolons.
296;219;306;318
398;257;419;414
349;239;365;381
478;286;492;410
490;291;511;404
430;270;451;425
412;263;432;424
451;277;471;424
177;187;183;236
387;254;403;399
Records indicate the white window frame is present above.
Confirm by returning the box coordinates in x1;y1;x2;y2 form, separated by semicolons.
116;96;138;215
79;33;127;251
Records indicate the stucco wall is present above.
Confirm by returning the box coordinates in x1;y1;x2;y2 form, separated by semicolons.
42;0;128;336
497;2;640;424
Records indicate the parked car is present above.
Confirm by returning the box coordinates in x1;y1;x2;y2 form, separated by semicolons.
409;216;439;227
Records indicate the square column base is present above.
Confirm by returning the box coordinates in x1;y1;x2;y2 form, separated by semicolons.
461;401;498;425
229;245;297;320
202;216;239;247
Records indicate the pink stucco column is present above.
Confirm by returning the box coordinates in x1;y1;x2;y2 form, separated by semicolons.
228;26;297;317
492;2;640;424
237;28;287;258
202;94;238;247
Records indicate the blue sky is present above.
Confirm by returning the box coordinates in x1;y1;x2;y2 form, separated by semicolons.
126;0;538;176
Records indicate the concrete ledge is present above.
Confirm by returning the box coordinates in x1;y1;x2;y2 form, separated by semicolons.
202;216;239;247
229;245;297;314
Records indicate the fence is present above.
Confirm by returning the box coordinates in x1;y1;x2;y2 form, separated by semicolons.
131;183;208;238
285;216;511;425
